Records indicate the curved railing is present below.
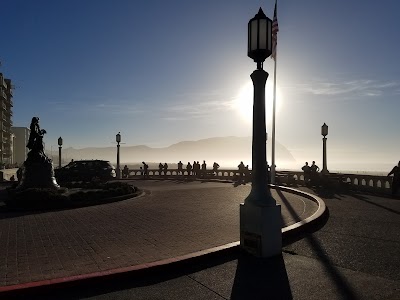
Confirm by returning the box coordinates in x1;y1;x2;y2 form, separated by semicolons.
267;171;393;195
124;169;394;195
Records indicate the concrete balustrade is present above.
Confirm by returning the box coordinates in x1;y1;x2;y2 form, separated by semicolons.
123;169;394;196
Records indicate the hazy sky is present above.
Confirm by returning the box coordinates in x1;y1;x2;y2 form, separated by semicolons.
1;0;399;169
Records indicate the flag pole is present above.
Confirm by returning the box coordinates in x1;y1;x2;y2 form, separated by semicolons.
270;0;278;184
271;47;277;184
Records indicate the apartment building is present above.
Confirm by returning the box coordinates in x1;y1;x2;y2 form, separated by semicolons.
0;73;14;165
11;127;30;165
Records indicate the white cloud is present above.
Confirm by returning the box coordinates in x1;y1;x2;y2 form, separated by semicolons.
164;98;235;118
286;79;400;98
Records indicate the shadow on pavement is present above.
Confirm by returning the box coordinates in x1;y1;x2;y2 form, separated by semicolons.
3;247;239;300
308;185;400;215
278;188;359;299
231;252;292;300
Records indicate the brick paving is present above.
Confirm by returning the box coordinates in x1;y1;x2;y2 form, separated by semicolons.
0;180;318;287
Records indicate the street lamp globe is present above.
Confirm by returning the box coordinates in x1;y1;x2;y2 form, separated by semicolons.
58;137;63;146
321;123;328;137
116;132;121;143
247;7;272;69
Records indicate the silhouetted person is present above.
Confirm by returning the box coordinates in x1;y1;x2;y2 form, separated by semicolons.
310;161;320;173
196;161;200;178
17;168;22;181
159;163;163;176
123;165;129;178
201;160;207;178
142;161;149;178
310;161;320;186
10;175;15;181
192;161;197;176
238;161;245;181
266;162;271;183
244;165;250;182
388;161;400;196
164;163;168;176
186;162;192;176
213;162;220;176
178;161;183;175
302;162;311;185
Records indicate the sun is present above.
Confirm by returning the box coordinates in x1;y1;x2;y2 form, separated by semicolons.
233;80;283;123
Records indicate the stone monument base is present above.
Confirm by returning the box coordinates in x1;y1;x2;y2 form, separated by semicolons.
17;161;60;190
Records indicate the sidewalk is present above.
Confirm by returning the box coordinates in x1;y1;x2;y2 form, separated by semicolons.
0;180;322;295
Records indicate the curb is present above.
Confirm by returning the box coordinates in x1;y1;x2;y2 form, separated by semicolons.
0;186;327;296
269;184;328;237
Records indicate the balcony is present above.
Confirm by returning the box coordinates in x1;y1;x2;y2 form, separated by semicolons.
0;90;6;100
0;76;6;89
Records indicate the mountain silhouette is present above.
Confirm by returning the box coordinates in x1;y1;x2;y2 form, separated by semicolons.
47;136;296;168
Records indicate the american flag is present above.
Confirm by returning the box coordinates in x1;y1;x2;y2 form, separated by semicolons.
271;0;279;60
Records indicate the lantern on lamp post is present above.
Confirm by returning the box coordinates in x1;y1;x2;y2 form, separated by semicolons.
240;8;282;258
321;123;329;174
116;132;121;179
58;137;63;168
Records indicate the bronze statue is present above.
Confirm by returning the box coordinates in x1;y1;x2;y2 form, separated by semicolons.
27;117;46;151
25;117;50;163
16;117;59;190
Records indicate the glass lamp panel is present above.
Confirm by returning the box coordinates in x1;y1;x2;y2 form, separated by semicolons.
321;124;328;136
251;20;258;51
259;19;267;49
267;21;272;51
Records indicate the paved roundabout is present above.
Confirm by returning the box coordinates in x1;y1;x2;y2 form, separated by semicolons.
0;180;325;293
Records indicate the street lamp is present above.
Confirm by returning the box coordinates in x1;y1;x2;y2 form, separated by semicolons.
240;8;281;258
58;137;63;168
116;132;121;179
321;123;329;174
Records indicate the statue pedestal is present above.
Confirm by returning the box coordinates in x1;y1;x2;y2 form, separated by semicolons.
17;161;60;190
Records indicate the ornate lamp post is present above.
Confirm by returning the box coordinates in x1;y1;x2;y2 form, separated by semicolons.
58;137;63;168
116;132;121;179
240;8;282;257
321;123;329;174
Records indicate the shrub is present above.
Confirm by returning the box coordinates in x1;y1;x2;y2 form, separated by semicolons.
6;182;139;211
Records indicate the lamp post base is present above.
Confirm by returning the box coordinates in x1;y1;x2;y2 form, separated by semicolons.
240;202;282;257
321;169;329;174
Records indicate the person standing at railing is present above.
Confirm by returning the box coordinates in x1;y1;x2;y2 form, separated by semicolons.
302;162;311;186
266;162;271;184
142;162;149;178
163;163;168;176
310;161;320;186
178;161;183;175
245;165;250;183
201;160;207;178
158;163;163;176
186;162;192;176
213;162;220;176
388;161;400;197
238;161;245;182
122;165;129;178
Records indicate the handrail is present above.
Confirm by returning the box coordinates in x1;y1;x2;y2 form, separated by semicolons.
122;168;394;195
